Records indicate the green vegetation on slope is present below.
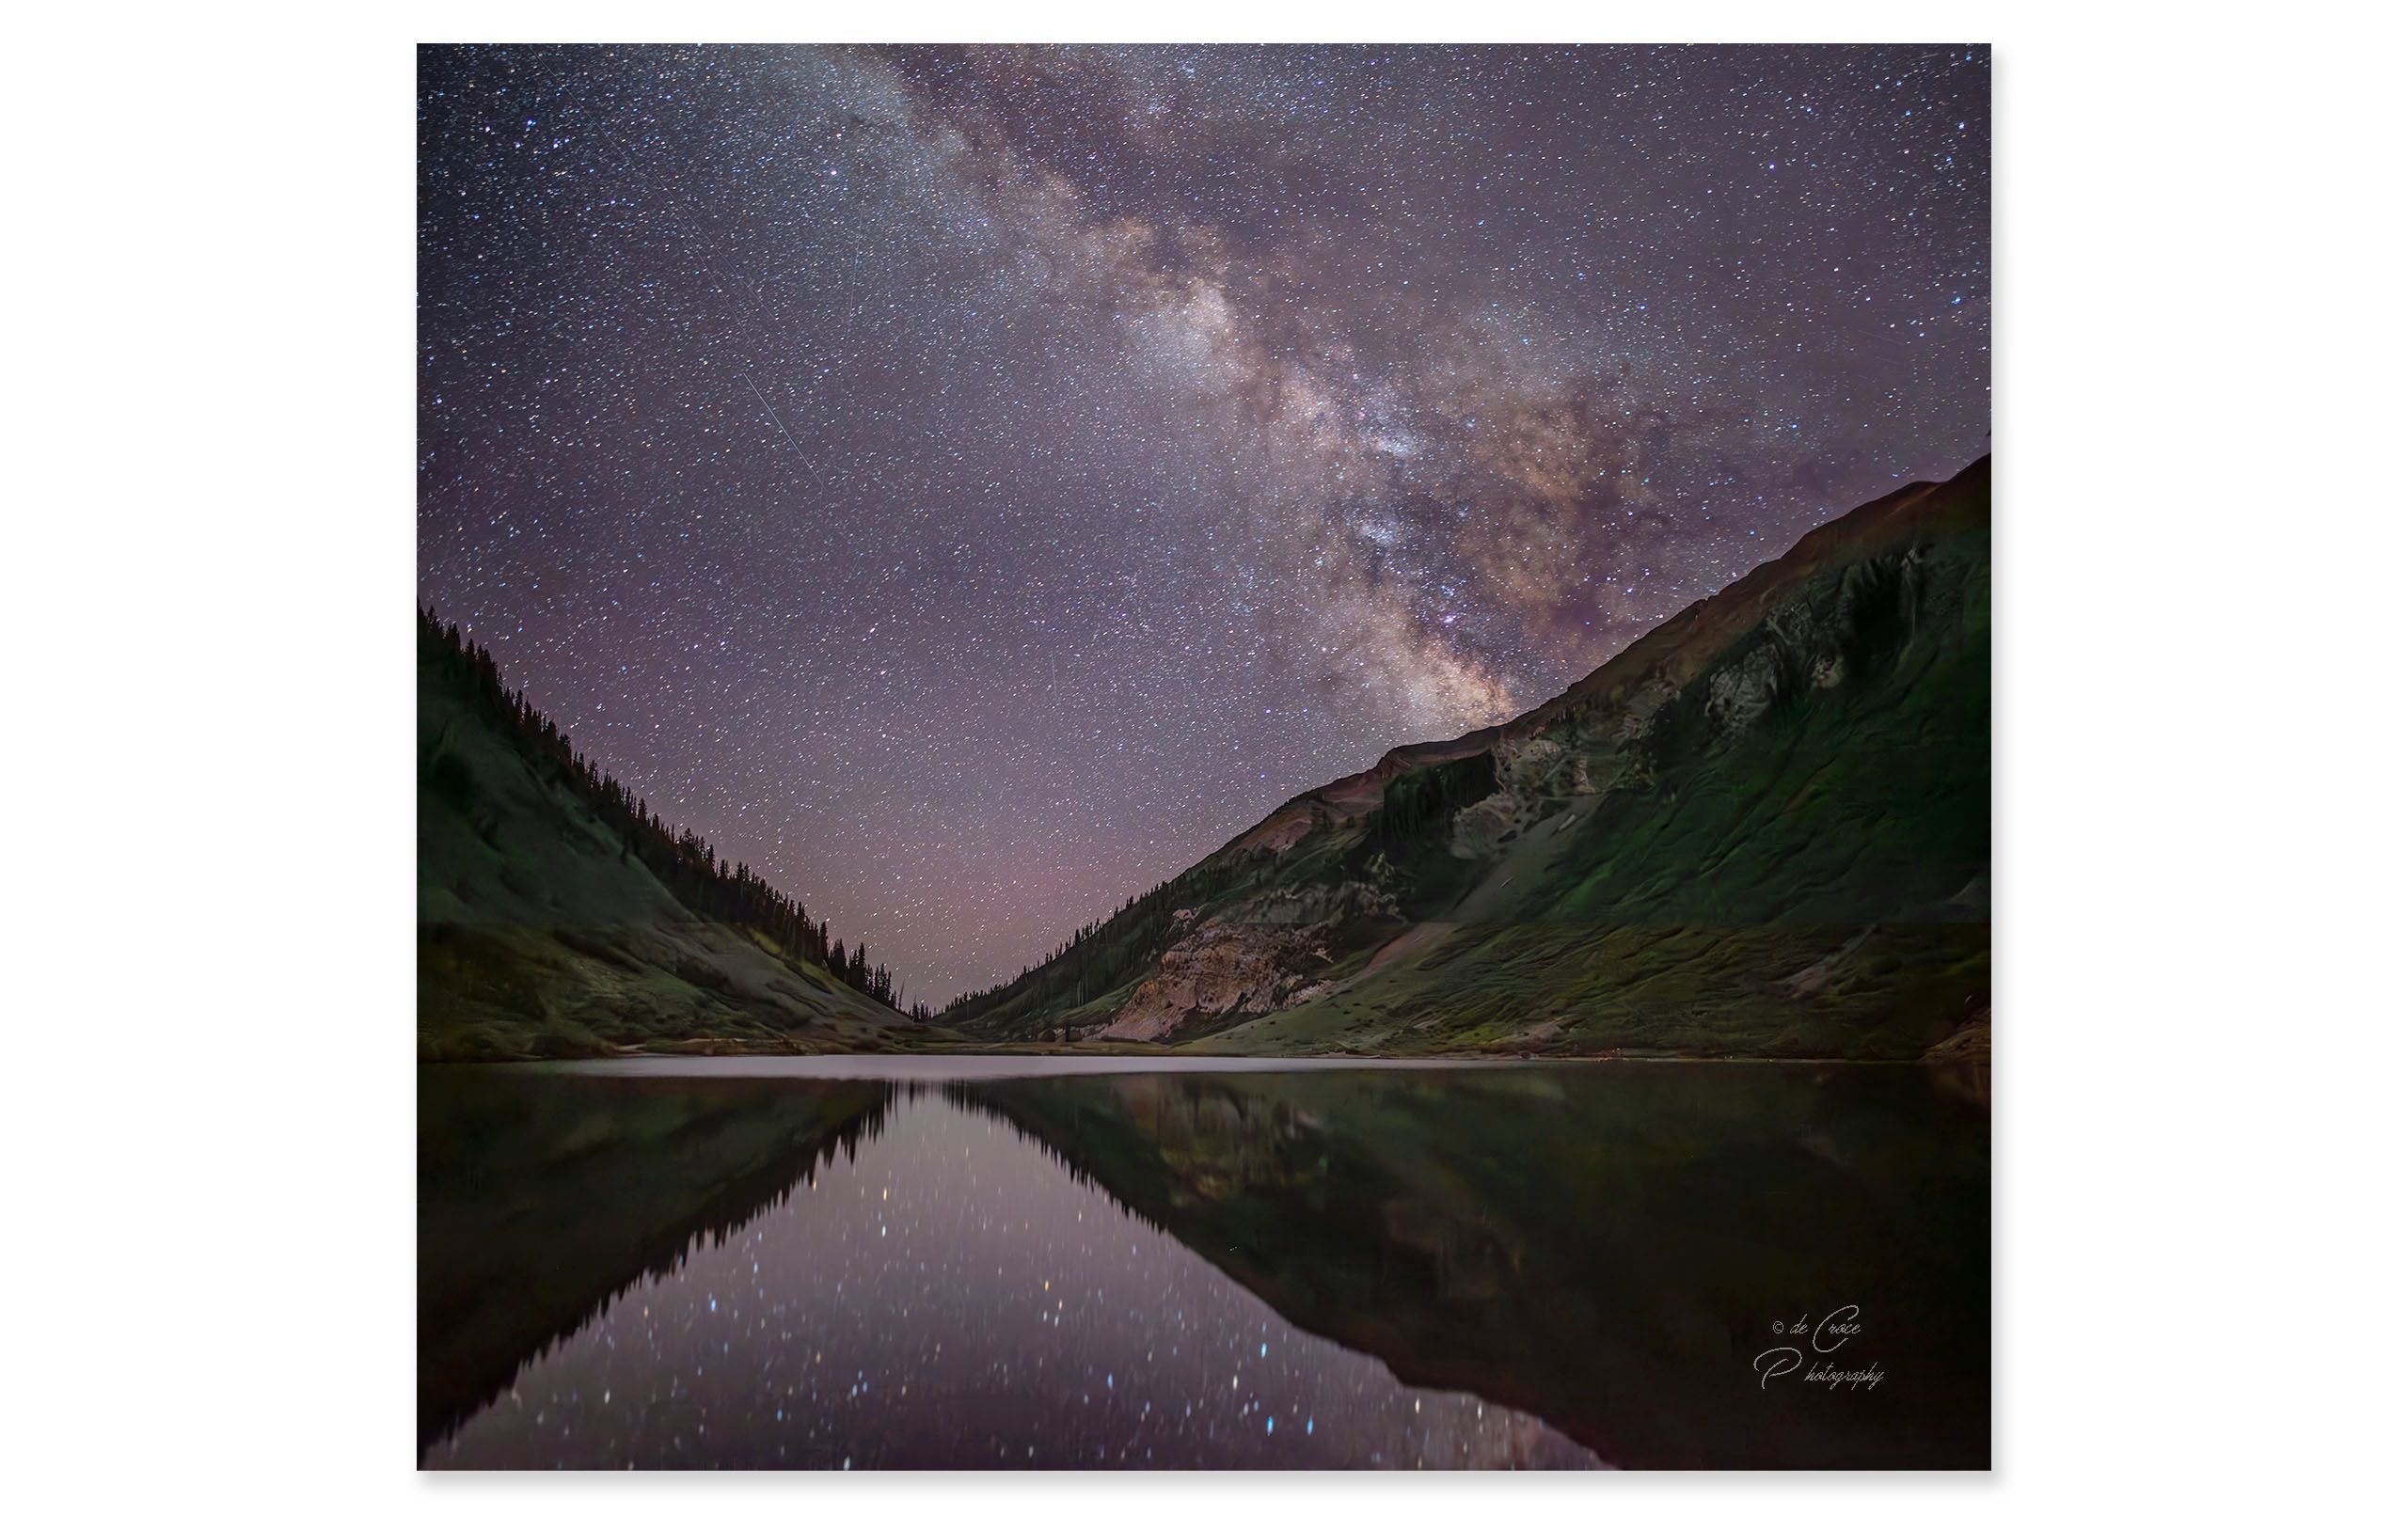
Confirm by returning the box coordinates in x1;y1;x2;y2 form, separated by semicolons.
418;613;934;1059
945;458;1993;1059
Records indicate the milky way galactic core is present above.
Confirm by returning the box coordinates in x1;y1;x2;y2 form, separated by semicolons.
418;44;1990;1001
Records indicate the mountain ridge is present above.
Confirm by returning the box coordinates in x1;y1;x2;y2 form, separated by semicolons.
417;613;934;1059
1231;465;1985;853
943;457;1991;1058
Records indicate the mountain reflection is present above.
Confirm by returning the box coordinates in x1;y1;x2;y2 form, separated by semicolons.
960;1064;1988;1468
417;1069;895;1450
420;1062;1986;1469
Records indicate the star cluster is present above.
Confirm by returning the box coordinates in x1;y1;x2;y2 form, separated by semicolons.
418;44;1990;1001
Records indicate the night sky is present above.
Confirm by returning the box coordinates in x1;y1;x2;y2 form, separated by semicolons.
418;43;1990;1003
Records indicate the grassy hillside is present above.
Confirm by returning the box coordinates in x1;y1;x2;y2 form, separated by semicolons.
418;619;932;1060
943;458;1991;1059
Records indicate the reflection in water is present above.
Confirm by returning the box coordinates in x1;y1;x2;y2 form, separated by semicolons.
417;1070;894;1450
420;1062;1987;1470
968;1064;1989;1469
424;1083;1591;1469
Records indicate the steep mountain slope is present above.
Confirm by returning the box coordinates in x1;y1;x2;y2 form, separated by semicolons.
943;457;1990;1059
418;618;928;1060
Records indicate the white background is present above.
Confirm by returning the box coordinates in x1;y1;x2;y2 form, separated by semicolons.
2;2;2398;1506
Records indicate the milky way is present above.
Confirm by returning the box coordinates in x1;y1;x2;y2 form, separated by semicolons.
418;43;1990;1002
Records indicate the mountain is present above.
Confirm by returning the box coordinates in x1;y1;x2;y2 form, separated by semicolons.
417;614;928;1059
943;457;1991;1059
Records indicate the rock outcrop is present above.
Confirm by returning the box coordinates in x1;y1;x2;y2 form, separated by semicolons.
1098;920;1332;1040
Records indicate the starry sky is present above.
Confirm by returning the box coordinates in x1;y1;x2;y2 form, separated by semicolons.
418;43;1990;1003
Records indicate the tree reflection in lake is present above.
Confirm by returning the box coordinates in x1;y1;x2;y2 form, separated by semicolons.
420;1060;1986;1469
417;1069;895;1451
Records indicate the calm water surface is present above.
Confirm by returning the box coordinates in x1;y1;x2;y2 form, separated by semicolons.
420;1057;1988;1470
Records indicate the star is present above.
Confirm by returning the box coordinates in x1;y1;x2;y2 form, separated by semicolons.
418;42;1990;1002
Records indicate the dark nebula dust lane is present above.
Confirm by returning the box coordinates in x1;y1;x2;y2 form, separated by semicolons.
417;43;1990;1002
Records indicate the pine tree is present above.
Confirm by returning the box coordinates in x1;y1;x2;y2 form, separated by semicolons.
420;607;910;1012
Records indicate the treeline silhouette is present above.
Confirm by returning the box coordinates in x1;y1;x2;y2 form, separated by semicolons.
419;607;900;1008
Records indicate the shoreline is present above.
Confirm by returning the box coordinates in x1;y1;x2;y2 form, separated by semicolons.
425;1045;1985;1077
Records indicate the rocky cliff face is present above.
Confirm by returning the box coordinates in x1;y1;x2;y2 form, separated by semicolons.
943;458;1991;1058
1096;920;1333;1039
